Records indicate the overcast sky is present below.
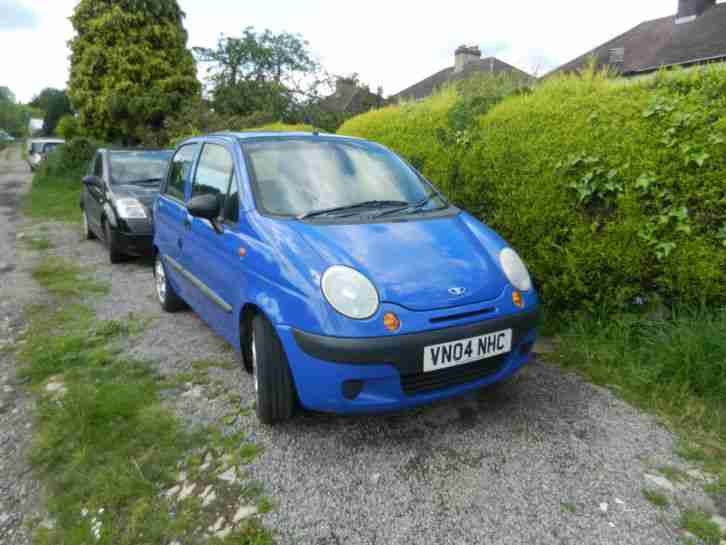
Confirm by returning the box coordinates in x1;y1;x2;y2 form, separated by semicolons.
1;0;683;103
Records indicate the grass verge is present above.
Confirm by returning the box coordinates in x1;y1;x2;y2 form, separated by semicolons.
23;173;81;224
549;307;726;519
21;257;274;544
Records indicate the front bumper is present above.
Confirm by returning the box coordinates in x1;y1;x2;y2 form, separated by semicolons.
113;218;153;256
281;308;538;414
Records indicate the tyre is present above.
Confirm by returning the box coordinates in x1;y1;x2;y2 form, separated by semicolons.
154;252;186;312
104;220;125;264
251;315;296;424
82;208;96;240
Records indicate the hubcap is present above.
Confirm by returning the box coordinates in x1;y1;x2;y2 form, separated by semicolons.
155;256;166;303
251;330;259;394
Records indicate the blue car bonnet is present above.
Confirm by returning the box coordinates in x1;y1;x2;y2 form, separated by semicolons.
287;213;509;311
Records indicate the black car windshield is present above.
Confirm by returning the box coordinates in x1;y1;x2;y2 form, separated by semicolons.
109;150;172;185
244;139;445;217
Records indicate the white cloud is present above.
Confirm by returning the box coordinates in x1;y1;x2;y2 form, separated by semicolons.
0;0;679;103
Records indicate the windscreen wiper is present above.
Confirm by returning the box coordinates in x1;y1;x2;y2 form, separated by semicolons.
127;177;163;185
373;193;444;218
298;200;410;220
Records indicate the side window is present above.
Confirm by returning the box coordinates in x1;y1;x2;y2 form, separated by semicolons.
192;144;236;221
165;144;199;201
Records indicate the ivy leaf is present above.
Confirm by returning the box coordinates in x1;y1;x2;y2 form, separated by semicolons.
694;152;710;167
655;242;676;260
635;173;657;191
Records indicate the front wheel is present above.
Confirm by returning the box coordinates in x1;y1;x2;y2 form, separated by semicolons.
104;220;125;264
251;315;296;424
154;253;186;312
82;209;96;240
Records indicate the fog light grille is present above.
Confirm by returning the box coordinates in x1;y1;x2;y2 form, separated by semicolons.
400;356;507;396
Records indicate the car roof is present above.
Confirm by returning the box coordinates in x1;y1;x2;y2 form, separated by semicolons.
99;148;172;153
30;138;65;144
182;131;368;147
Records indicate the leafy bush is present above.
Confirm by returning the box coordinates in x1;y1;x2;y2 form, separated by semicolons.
56;115;80;140
37;137;101;181
339;67;726;313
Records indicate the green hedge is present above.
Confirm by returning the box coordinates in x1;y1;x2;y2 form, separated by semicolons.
339;68;726;313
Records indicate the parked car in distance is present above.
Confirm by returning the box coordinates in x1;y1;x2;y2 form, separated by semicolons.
0;130;15;142
81;148;173;263
27;138;64;170
153;132;539;424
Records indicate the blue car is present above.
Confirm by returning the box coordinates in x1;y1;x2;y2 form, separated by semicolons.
153;132;538;424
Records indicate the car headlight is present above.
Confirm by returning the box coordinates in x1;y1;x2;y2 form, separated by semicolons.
499;248;532;292
116;198;147;219
321;266;379;320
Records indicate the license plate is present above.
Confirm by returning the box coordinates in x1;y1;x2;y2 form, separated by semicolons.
423;329;512;373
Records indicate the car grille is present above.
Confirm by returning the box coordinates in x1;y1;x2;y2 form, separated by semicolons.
400;355;507;396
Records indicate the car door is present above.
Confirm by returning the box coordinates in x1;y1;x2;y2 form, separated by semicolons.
183;142;244;345
155;143;200;303
84;152;106;236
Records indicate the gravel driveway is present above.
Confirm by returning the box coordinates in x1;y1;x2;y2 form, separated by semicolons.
1;145;718;545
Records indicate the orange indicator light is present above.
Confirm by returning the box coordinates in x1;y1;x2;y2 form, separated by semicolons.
383;312;401;332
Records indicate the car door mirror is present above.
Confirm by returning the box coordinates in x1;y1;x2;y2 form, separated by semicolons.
83;175;103;189
188;194;221;220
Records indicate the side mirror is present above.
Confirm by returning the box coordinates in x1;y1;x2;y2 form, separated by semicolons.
83;175;102;189
187;194;221;220
187;194;224;234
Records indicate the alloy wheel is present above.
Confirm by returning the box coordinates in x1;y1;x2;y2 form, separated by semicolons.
155;256;167;304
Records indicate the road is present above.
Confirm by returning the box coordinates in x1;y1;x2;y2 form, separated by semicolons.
0;144;713;544
0;145;42;545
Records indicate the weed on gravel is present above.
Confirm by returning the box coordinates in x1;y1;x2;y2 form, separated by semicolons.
18;256;274;545
680;510;722;545
643;489;670;508
31;256;108;298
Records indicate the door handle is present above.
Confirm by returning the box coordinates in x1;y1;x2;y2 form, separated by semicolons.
177;238;183;250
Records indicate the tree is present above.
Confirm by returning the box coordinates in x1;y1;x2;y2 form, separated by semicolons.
194;28;330;121
56;115;80;140
67;0;200;145
0;87;16;104
30;88;73;136
0;86;30;137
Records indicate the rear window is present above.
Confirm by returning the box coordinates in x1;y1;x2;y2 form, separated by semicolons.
109;150;172;185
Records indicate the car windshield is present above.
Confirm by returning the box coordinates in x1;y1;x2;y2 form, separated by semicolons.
244;139;445;217
43;143;61;154
109;150;172;185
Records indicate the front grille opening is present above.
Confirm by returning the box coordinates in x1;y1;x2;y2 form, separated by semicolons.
429;307;495;324
400;355;506;396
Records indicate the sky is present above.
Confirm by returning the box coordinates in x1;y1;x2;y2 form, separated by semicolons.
0;0;685;103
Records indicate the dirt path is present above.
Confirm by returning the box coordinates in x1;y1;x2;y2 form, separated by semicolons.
0;145;43;545
1;144;718;544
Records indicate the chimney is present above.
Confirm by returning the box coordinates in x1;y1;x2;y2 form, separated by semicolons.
677;0;715;19
454;45;482;73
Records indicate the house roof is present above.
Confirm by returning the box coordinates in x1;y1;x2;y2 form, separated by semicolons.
552;3;726;76
319;84;381;114
392;57;531;101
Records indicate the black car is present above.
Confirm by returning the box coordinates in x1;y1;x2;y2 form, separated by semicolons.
81;148;173;263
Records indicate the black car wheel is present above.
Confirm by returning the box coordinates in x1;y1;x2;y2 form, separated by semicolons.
104;219;125;264
82;209;96;240
251;314;296;424
154;253;186;312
